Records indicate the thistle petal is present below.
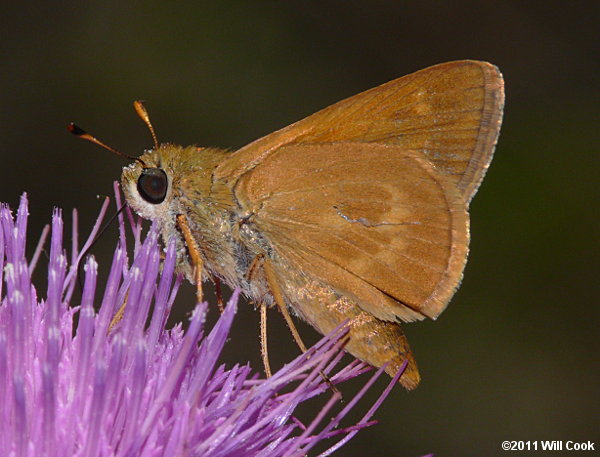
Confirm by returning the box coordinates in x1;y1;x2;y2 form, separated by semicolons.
0;192;412;457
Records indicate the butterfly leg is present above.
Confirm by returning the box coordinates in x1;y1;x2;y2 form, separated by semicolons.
260;301;272;377
108;290;129;332
246;255;274;377
263;259;308;353
213;276;225;313
263;259;338;392
176;214;204;303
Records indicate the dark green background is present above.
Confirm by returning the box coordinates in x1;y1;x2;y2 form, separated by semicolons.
1;2;598;456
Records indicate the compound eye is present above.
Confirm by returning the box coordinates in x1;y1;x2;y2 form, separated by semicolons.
137;168;168;204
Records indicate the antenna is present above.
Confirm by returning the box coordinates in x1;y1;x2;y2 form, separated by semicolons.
133;100;159;150
67;123;146;167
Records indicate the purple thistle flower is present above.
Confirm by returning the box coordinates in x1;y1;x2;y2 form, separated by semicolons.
0;192;407;457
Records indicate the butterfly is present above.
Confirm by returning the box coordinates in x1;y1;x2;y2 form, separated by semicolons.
74;60;504;389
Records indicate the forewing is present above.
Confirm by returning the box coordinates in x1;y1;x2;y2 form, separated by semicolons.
216;60;504;205
235;142;469;321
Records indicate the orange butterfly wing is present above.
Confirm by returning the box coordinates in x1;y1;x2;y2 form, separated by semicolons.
217;60;504;204
217;60;504;321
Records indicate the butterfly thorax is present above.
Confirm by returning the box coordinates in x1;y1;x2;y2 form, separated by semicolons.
121;144;275;304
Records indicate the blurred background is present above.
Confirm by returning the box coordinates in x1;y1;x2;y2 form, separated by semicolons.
1;1;598;456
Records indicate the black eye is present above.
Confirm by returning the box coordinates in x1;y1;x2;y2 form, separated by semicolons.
137;168;168;204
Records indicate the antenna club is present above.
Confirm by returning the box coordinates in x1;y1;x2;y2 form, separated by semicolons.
68;106;149;168
68;123;86;136
133;100;159;149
